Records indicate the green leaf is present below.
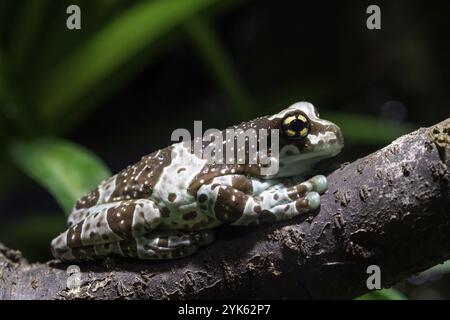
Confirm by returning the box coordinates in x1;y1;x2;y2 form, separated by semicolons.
356;288;407;300
9;137;111;215
36;0;219;126
186;15;254;118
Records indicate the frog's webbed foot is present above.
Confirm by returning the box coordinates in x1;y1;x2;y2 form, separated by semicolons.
262;174;327;200
129;229;215;260
55;229;214;261
197;175;327;226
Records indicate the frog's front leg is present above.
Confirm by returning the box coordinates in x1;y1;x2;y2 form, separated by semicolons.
197;175;327;226
51;199;161;261
258;174;328;206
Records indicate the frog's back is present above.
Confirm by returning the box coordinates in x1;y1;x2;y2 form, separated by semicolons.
69;114;282;222
73;146;174;211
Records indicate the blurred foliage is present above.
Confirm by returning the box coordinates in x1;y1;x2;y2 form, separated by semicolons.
323;111;416;145
9;137;110;214
36;0;223;131
0;0;448;299
0;0;239;211
186;15;255;118
0;0;419;215
357;288;407;300
1;213;66;261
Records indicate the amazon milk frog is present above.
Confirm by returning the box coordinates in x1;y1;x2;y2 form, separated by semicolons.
51;102;343;261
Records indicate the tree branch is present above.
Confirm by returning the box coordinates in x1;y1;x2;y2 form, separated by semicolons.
1;118;449;300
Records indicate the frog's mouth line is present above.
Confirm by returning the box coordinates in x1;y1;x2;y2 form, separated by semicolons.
280;144;343;165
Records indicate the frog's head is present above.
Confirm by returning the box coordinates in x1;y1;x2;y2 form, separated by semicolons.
257;102;344;178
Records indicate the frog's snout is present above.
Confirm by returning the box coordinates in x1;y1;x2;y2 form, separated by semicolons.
333;125;345;149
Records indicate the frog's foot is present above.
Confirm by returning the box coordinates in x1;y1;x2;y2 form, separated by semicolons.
51;229;214;261
236;190;321;225
282;174;328;200
51;199;161;261
198;180;323;226
253;175;327;209
131;229;215;260
266;191;321;220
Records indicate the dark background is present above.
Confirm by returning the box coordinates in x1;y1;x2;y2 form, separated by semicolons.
0;0;448;299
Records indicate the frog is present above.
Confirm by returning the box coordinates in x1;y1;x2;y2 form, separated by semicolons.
51;101;344;261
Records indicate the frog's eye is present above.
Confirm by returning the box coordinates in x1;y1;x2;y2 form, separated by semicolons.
281;112;310;140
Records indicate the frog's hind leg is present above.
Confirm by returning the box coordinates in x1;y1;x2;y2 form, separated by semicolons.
70;229;214;261
51;199;161;261
132;229;214;260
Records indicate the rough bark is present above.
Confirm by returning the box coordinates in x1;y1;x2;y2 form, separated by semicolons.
1;118;449;300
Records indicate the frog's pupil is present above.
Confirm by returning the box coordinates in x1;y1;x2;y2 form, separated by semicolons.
290;119;305;132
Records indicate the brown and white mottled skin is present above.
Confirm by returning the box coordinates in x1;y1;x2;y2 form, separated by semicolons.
51;102;344;261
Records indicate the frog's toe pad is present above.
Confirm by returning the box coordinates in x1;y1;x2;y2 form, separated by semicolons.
306;191;321;210
310;175;328;194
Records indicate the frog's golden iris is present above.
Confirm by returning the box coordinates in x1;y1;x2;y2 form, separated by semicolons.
281;112;310;140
